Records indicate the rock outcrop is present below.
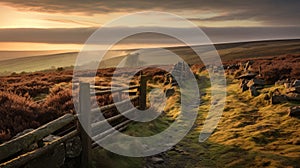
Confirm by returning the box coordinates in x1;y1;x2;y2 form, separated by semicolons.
288;106;300;118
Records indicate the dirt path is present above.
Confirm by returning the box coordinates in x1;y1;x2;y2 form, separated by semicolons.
145;77;300;168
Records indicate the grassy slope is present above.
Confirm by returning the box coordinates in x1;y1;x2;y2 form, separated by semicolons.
0;52;77;73
162;73;300;168
166;39;300;63
91;71;300;167
1;39;299;74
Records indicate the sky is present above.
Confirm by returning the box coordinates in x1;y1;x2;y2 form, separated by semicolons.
0;0;299;51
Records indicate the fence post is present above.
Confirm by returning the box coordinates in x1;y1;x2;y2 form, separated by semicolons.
78;82;92;168
139;73;147;110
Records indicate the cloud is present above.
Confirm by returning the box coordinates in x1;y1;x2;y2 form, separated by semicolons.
0;26;299;45
44;19;99;27
0;28;95;44
0;0;299;26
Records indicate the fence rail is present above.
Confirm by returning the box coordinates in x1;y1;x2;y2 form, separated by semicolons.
0;74;147;168
90;95;139;114
1;130;78;168
90;85;139;95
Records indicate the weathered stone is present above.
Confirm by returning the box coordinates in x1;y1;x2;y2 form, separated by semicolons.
150;157;164;164
293;80;300;87
252;79;262;86
25;143;65;168
237;72;257;80
0;114;76;162
65;136;82;158
43;134;60;142
271;95;287;104
286;93;300;101
165;88;175;97
247;78;265;88
288;106;300;118
249;86;259;97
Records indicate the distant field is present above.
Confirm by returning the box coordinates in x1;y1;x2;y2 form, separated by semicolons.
0;39;299;75
0;52;78;75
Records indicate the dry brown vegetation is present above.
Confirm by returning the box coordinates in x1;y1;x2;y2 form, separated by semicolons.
224;54;300;84
1;52;300;167
0;71;75;142
0;67;168;143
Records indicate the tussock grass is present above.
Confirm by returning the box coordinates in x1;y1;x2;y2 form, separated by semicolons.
91;70;300;167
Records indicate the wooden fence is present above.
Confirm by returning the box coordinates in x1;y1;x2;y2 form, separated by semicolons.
0;75;147;168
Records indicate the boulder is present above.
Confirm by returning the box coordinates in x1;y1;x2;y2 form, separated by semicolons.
293;80;300;87
249;85;259;97
288;106;300;118
271;95;287;104
247;78;265;88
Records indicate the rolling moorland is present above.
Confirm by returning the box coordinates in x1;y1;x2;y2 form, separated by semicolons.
0;39;300;75
0;39;300;167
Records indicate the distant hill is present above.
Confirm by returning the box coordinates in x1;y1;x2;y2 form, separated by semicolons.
0;50;71;61
0;39;299;75
0;52;78;75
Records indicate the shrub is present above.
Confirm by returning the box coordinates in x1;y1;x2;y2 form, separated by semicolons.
39;83;75;123
0;91;40;142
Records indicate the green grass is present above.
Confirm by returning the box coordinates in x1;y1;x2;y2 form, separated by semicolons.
91;71;300;167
